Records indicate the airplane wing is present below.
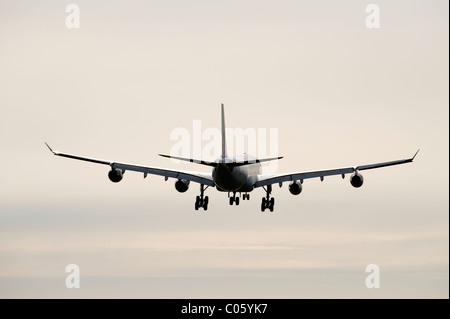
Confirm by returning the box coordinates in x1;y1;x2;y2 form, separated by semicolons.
45;143;215;187
254;150;419;188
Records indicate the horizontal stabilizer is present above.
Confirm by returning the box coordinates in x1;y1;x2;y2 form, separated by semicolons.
228;156;284;167
159;154;217;167
159;154;283;167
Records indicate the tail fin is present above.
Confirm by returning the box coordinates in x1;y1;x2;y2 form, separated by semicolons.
221;103;227;158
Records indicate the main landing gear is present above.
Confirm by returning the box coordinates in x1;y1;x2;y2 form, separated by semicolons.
261;185;275;212
195;184;209;211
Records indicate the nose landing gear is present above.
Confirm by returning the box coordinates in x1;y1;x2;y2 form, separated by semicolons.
228;192;240;206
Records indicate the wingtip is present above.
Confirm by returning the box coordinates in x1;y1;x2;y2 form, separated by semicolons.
44;142;54;153
412;149;420;161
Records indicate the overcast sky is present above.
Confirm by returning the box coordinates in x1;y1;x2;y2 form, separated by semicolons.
0;0;448;298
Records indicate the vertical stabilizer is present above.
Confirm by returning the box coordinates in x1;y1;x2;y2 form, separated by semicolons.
221;103;227;158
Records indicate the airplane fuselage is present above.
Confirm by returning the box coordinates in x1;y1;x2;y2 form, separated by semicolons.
212;156;261;192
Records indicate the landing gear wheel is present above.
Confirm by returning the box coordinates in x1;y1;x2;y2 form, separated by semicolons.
203;196;209;210
195;197;200;211
195;184;209;211
269;197;275;212
261;185;275;213
261;199;266;212
261;197;267;212
229;197;234;205
235;197;240;206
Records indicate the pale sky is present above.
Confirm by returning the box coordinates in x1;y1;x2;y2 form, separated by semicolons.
0;0;448;298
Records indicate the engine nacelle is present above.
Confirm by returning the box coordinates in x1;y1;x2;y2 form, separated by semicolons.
175;179;190;193
289;181;302;195
350;172;364;188
108;169;123;183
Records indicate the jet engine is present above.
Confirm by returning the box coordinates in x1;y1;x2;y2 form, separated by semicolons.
289;181;302;195
175;179;190;193
108;169;124;183
350;172;364;188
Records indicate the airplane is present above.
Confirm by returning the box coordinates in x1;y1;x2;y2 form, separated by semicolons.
45;104;419;212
